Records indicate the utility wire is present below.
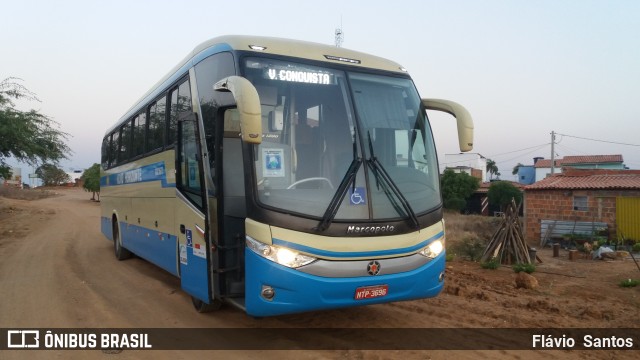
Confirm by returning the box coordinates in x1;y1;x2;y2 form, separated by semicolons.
439;143;549;166
495;144;550;165
487;143;550;158
555;133;640;147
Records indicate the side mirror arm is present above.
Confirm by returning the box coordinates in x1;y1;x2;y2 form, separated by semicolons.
422;98;473;152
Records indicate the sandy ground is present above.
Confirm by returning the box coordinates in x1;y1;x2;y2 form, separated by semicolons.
0;187;638;359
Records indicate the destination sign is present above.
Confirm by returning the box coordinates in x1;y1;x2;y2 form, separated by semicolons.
265;68;335;85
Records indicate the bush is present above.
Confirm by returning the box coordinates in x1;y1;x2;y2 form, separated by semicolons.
512;263;536;274
480;258;500;270
632;243;640;253
444;197;466;212
450;235;486;261
619;279;640;288
445;253;455;262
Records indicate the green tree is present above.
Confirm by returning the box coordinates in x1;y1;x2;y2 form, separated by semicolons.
35;164;70;186
0;78;71;179
81;163;101;201
486;159;500;180
440;169;480;212
487;181;523;211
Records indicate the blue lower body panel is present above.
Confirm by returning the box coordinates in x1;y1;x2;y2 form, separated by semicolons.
245;249;445;317
120;222;179;277
101;217;113;241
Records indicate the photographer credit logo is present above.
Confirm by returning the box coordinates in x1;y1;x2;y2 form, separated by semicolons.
7;330;39;348
5;329;152;350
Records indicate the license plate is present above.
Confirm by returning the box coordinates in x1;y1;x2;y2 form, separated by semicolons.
354;285;388;300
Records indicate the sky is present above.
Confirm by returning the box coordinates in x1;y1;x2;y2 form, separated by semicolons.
2;0;639;181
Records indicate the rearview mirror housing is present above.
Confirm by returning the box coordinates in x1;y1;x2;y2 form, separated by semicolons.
214;76;262;144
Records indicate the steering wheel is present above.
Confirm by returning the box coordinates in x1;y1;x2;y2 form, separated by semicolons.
287;177;334;189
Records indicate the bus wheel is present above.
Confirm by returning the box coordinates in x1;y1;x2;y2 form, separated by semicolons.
191;296;222;313
113;218;132;260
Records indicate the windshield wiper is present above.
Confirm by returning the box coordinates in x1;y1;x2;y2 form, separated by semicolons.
315;157;361;232
367;131;419;228
316;133;361;232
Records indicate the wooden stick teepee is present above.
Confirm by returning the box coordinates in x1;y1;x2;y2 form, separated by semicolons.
481;198;532;264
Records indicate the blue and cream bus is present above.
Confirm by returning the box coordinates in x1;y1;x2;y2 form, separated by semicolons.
100;35;473;317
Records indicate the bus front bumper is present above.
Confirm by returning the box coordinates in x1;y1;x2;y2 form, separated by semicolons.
244;249;445;317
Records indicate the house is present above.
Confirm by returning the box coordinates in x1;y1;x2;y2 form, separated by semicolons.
446;166;483;181
443;153;487;181
516;165;535;185
533;155;625;182
523;168;640;243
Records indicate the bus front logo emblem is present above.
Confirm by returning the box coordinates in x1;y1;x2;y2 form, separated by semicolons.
367;261;381;276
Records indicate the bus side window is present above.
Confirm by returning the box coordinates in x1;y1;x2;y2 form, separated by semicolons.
169;88;178;146
133;112;147;157
119;120;132;164
148;96;167;152
168;78;192;146
178;119;203;209
101;137;109;169
109;132;118;167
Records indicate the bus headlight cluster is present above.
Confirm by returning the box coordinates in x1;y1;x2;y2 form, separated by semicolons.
246;236;316;268
418;238;444;259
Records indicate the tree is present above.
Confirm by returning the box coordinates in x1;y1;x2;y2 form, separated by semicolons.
35;164;70;186
440;169;480;212
487;181;523;211
486;159;500;180
0;78;71;179
512;163;524;175
81;163;101;201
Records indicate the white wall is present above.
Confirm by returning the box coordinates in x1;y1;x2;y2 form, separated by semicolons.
443;153;487;180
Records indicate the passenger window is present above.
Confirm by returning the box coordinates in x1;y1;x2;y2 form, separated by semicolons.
168;79;191;146
109;132;118;167
148;96;166;151
118;121;132;163
179;120;203;209
101;137;109;169
133;112;147;157
169;88;178;146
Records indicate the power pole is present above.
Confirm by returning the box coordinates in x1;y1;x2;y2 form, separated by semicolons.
550;131;556;175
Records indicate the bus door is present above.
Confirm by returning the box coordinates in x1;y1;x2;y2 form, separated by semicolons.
175;116;212;305
212;109;247;302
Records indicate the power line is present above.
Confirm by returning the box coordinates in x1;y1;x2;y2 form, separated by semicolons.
495;144;550;165
555;133;640;147
440;143;550;166
487;143;550;159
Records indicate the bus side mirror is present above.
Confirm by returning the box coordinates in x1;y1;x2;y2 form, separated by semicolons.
214;76;262;144
422;98;474;152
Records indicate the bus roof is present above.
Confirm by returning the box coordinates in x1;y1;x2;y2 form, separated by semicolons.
108;35;406;135
205;35;405;72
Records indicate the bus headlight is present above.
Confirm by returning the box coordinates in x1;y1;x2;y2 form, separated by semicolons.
419;238;444;259
246;236;316;268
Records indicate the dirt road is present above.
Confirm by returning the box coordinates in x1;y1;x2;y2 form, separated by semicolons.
1;188;638;359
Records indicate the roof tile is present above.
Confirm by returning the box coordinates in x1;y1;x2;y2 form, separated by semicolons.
525;169;640;190
533;154;623;168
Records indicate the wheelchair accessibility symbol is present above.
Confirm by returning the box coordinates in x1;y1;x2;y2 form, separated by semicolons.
349;187;366;205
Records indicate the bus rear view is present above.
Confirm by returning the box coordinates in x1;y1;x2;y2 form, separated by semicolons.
100;35;473;317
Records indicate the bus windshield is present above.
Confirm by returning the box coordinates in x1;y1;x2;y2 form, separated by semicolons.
243;57;440;222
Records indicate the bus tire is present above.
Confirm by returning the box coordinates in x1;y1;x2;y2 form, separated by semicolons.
191;296;222;313
113;217;132;260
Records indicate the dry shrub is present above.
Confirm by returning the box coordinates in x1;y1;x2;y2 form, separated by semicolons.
445;212;500;247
